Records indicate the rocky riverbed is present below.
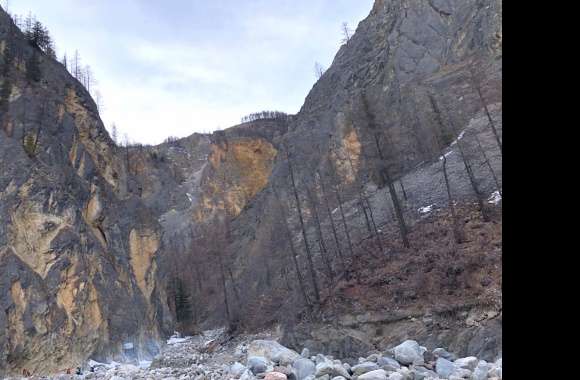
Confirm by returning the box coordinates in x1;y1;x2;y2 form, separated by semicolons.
4;328;502;380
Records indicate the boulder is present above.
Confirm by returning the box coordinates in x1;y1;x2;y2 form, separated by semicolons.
488;366;502;379
397;367;414;380
273;366;293;376
410;365;438;380
315;362;351;379
265;372;288;380
292;358;316;380
451;368;472;378
352;362;380;375
358;369;388;380
393;340;426;365
378;357;401;371
231;362;247;377
248;340;300;366
454;357;478;371
472;360;491;380
241;370;256;380
248;356;269;375
433;348;457;361
436;358;456;378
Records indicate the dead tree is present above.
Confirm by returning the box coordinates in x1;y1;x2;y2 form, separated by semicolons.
400;180;408;201
212;215;239;329
469;64;502;155
316;172;348;276
342;136;382;248
434;95;490;222
305;184;335;282
428;92;464;243
314;62;325;80
273;186;312;312
360;91;410;248
475;134;502;197
373;132;410;248
218;252;231;326
286;149;321;303
332;175;355;259
341;22;353;44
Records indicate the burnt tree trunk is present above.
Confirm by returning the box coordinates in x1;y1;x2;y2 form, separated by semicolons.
469;66;502;155
273;187;312;311
475;134;502;197
373;133;410;248
286;151;321;303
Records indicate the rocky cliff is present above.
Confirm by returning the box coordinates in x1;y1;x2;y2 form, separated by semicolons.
0;0;502;376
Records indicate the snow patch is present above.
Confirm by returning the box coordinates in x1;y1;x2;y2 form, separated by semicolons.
439;151;454;161
418;204;436;214
138;360;152;369
450;130;466;147
167;336;190;345
167;332;191;345
488;190;502;205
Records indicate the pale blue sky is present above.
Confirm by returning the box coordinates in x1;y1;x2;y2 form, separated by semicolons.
3;0;374;144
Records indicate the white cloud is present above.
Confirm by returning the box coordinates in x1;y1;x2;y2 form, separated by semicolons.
7;0;375;145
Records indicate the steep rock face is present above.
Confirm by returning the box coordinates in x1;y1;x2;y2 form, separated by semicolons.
0;0;502;375
220;0;502;328
0;8;169;375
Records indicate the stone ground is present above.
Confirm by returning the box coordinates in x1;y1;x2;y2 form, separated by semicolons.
3;328;502;380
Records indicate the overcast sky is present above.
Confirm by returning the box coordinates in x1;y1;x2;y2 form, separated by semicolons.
4;0;374;145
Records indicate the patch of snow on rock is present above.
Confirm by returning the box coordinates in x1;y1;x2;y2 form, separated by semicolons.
418;204;436;215
488;190;502;205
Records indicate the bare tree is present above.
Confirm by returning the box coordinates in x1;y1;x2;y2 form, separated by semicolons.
83;65;95;93
475;134;502;197
272;186;312;312
72;50;82;80
399;180;408;201
314;62;326;80
286;148;321;303
315;171;347;276
341;22;353;44
427;92;464;243
61;53;68;71
360;91;410;248
469;64;502;155
95;90;104;113
111;123;118;145
305;184;335;282
433;93;490;222
338;119;384;251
